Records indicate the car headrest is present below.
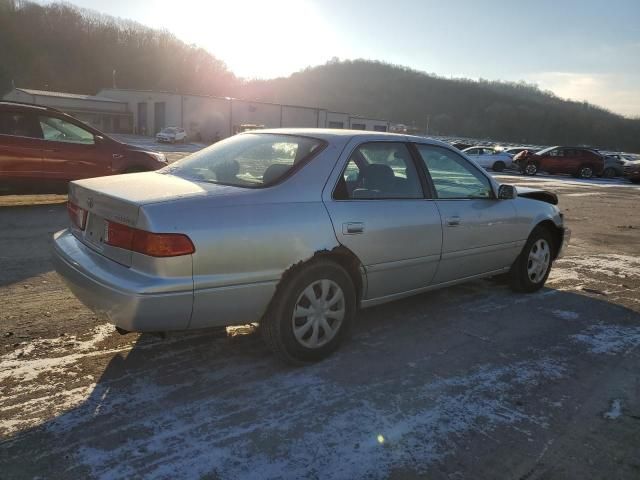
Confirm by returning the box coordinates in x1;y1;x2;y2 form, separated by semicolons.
263;163;291;185
213;160;240;182
364;164;395;190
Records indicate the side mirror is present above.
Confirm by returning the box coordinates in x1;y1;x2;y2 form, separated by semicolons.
498;184;517;200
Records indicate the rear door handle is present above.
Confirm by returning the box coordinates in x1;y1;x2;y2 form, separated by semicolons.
112;154;124;160
343;222;365;234
446;216;461;227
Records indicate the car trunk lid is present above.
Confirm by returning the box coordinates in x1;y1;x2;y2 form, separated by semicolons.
68;172;210;266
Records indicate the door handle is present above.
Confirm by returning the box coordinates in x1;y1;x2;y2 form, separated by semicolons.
446;216;461;227
112;154;124;160
343;222;365;234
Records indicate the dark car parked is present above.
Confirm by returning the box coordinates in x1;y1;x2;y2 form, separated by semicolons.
513;146;604;179
0;102;167;193
600;154;627;178
624;161;640;183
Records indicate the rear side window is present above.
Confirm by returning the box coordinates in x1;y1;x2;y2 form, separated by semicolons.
334;142;423;200
0;111;42;138
167;133;325;188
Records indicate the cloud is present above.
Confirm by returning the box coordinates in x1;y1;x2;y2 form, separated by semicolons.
526;72;640;118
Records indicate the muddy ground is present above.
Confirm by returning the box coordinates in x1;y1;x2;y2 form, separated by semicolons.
1;170;639;479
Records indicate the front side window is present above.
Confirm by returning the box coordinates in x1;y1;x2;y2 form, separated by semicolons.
38;116;95;144
334;142;423;200
417;144;493;199
167;133;324;188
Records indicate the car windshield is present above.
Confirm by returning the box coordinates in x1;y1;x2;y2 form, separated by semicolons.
165;133;324;188
161;127;177;134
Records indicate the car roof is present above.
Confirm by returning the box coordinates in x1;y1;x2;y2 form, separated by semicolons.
250;128;454;149
0;101;74;119
0;101;53;112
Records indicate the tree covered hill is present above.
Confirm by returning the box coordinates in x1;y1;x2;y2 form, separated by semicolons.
244;60;640;150
1;0;639;151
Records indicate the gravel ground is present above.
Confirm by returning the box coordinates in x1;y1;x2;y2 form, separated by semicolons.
1;168;639;479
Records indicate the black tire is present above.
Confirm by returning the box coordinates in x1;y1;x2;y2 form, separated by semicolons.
602;167;616;178
493;161;506;172
261;260;356;364
508;226;554;293
523;162;538;176
577;165;594;179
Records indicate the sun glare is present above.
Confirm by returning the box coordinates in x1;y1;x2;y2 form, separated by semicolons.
148;0;340;78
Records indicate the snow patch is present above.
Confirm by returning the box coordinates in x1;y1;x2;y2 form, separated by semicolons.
551;310;579;321
572;324;640;355
557;255;640;280
0;324;118;383
11;356;565;480
603;399;623;420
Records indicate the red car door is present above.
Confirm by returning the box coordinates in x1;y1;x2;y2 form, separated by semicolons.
541;149;562;173
0;110;46;189
38;114;113;183
561;148;581;174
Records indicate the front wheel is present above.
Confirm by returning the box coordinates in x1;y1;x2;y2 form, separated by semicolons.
601;167;616;178
508;226;554;293
577;165;594;179
261;260;356;364
523;162;538;176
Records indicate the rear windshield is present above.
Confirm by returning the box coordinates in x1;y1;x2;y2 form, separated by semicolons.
165;133;325;188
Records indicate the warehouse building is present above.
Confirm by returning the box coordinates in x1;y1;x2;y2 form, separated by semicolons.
2;88;132;133
98;88;390;141
3;87;390;141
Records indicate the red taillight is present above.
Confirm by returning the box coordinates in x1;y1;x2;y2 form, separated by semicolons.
105;221;195;257
67;202;87;230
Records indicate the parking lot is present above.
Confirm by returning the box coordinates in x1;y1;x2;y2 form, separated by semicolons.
1;143;639;479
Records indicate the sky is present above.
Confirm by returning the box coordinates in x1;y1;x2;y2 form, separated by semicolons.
43;0;640;117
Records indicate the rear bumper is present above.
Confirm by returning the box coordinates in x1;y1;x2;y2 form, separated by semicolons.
52;229;193;332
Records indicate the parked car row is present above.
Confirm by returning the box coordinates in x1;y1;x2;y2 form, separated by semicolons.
450;139;639;182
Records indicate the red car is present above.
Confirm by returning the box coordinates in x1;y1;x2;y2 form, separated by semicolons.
514;146;604;179
0;102;167;193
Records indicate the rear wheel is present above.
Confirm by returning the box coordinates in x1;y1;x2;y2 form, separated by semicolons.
261;260;356;364
523;162;538;176
508;226;554;293
493;161;506;172
577;165;594;179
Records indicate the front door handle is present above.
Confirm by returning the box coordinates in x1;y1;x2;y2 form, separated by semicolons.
112;154;124;160
343;222;365;234
446;216;461;227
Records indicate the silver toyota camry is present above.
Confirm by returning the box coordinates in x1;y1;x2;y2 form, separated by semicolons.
53;129;570;363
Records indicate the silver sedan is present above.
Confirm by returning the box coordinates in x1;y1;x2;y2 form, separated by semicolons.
53;129;570;363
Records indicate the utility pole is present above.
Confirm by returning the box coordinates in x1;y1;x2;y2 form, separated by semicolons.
425;115;431;136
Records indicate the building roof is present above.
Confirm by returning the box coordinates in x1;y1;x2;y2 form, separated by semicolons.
16;88;125;104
